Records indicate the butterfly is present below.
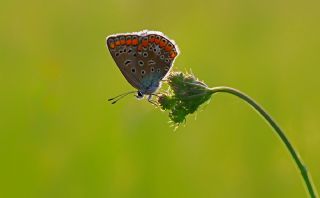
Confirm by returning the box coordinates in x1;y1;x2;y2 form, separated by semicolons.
106;30;179;104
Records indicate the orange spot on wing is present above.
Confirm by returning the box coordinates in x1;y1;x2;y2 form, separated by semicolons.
170;51;177;58
126;39;132;45
159;39;167;48
109;43;115;49
142;39;148;47
165;44;173;52
154;37;160;44
120;38;125;45
132;38;138;45
149;35;155;43
115;40;120;46
138;44;143;51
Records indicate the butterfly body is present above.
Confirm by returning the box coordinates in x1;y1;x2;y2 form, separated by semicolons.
106;30;179;99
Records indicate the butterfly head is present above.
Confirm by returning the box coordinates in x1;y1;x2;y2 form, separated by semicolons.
136;91;144;99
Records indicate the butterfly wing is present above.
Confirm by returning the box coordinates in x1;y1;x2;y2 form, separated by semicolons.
106;34;142;90
135;32;179;86
106;30;179;93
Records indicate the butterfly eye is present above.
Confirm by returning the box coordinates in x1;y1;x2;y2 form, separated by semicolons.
137;91;143;98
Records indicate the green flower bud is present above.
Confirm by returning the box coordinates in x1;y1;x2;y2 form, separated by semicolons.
158;94;176;111
157;71;214;125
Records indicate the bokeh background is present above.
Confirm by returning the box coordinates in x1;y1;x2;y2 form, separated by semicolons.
1;0;319;197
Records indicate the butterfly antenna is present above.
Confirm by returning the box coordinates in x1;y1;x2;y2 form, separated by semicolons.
108;91;136;104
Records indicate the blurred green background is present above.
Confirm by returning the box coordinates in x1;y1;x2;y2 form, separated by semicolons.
1;0;319;197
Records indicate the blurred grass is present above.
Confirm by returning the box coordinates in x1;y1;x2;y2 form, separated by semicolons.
0;0;320;197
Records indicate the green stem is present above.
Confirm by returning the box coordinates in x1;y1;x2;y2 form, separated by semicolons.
208;86;318;198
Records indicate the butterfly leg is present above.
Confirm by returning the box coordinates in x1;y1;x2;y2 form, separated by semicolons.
147;95;159;106
150;93;161;97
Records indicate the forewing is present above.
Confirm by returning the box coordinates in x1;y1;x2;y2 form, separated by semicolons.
106;34;142;90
